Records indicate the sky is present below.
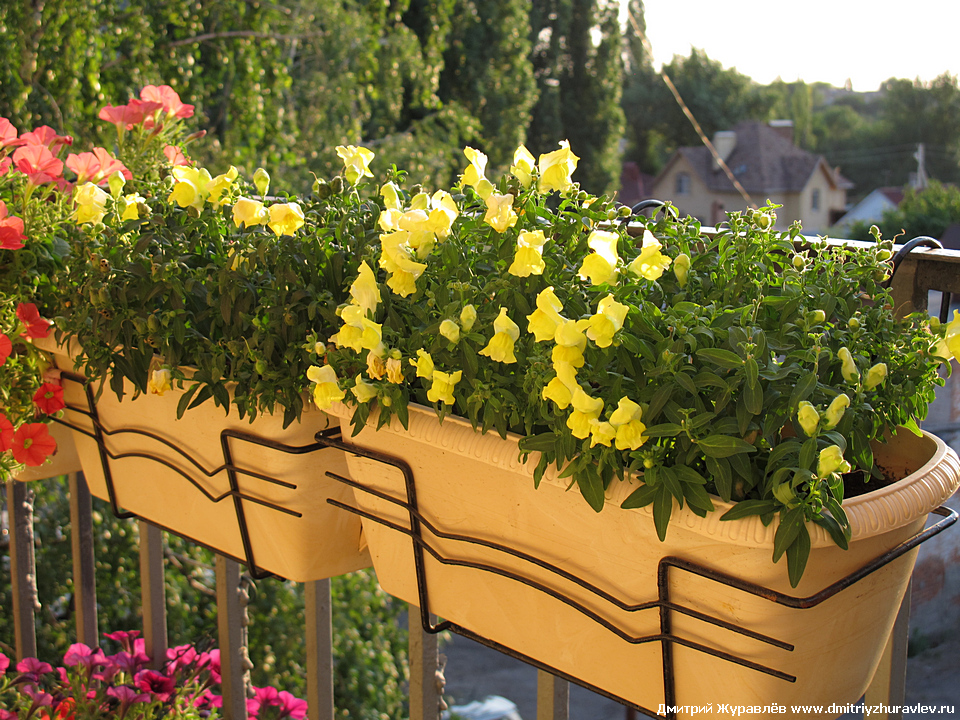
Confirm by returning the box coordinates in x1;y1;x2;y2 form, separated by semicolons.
636;0;960;91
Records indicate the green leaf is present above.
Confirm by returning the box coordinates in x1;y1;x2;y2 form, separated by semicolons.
773;507;806;563
674;465;707;485
788;371;817;409
696;347;744;369
641;423;683;438
652;485;673;541
705;456;733;502
786;523;811;588
814;514;849;550
675;372;698;397
621;483;657;509
744;379;763;415
697;434;758;458
901;417;923;437
745;357;759;388
645;383;675;423
177;384;200;419
660;466;684;502
720;499;778;521
576;467;605;512
799;437;819;471
518;432;558;453
683;482;715;513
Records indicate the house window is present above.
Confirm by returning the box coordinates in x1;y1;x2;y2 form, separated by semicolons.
811;189;821;212
675;172;691;195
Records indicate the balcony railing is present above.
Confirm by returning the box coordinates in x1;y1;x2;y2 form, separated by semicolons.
3;233;960;720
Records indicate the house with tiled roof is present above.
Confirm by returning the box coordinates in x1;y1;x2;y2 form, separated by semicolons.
832;186;905;233
648;120;853;233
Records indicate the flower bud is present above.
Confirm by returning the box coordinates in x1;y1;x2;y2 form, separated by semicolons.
797;401;819;437
824;393;850;429
838;347;859;383
253;168;270;197
755;211;775;230
864;362;887;390
674;253;691;288
848;316;861;330
817;445;851;477
792;254;804;270
805;309;826;325
460;304;477;332
439;319;460;344
107;170;126;197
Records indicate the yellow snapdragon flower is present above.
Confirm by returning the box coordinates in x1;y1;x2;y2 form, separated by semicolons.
567;388;603;439
462;147;493;199
352;375;378;404
349;262;381;316
440;319;460;343
578;230;620;286
553;318;589;369
542;361;579;409
148;367;172;396
627;230;672;281
484;193;518;234
410;349;435;379
797;400;819;437
824;393;850;428
527;287;565;342
838;347;860;383
510;144;536;188
168;166;212;210
268;202;305;236
864;363;887;390
479;307;520;364
233;197;269;228
608;396;647;451
74;182;110;224
380;230;428;297
460;304;477;332
508;230;547;277
120;193;146;221
427;369;462;405
336;145;375;185
308;365;345;410
538;140;579;194
817;445;851;477
586;294;629;348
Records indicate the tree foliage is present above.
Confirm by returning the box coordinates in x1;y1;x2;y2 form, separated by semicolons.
846;181;960;242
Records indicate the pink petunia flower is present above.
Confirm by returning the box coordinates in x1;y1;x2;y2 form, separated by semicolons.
92;146;131;182
163;144;191;167
141;85;194;119
19;125;72;152
0;651;9;675
12;144;63;185
134;668;176;702
104;629;140;654
64;642;107;673
17;657;53;676
0;200;26;250
0;118;22;148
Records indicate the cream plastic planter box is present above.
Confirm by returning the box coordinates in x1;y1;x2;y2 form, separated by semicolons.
36;336;370;582
329;402;960;719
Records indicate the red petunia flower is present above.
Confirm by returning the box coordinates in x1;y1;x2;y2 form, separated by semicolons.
65;151;101;184
19;125;73;153
0;118;22;149
0;413;13;452
0;333;11;365
92;147;131;182
11;423;57;467
33;382;65;414
141;85;194;119
0;200;26;250
99;103;145;131
12;144;63;185
163;145;191;167
16;302;53;339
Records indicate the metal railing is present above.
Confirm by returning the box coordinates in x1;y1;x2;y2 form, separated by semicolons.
3;233;960;720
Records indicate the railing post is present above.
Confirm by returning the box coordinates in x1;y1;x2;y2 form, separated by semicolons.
864;583;911;720
408;605;442;720
216;555;250;720
537;670;569;720
139;519;167;669
305;579;335;720
69;472;98;646
6;480;38;660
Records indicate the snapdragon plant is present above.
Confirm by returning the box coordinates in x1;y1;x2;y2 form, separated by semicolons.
314;143;951;586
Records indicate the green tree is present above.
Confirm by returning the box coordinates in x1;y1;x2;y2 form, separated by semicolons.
439;0;537;170
847;181;960;242
528;0;624;195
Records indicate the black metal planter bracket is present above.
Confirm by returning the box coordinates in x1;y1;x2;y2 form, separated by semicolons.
50;370;345;579
315;431;958;719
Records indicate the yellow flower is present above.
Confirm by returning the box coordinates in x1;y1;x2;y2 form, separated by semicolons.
510;144;536;188
542;361;579;409
609;397;647;451
307;365;345;410
168;166;212;209
824;393;850;429
427;369;462;405
586;295;629;348
864;363;887;391
590;421;616;448
797;400;819;437
411;349;434;379
578;230;620;286
538;140;579;194
233;197;269;228
479;307;520;364
526;287;565;342
379;208;402;232
268;202;305;236
460;304;477;332
567;388;603;439
334;305;383;352
352;374;378;404
944;310;960;360
484;193;518;233
381;182;402;211
674;252;691;288
207;166;239;209
148;367;172;396
386;354;404;384
838;347;860;383
426;190;458;239
440;319;460;344
366;351;386;381
350;262;381;316
462;147;489;194
336;145;375;185
508;230;547;277
552;344;585;369
73;182;109;224
628;230;672;281
120;193;146;221
817;445;851;477
380;231;428;297
253;167;270;197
